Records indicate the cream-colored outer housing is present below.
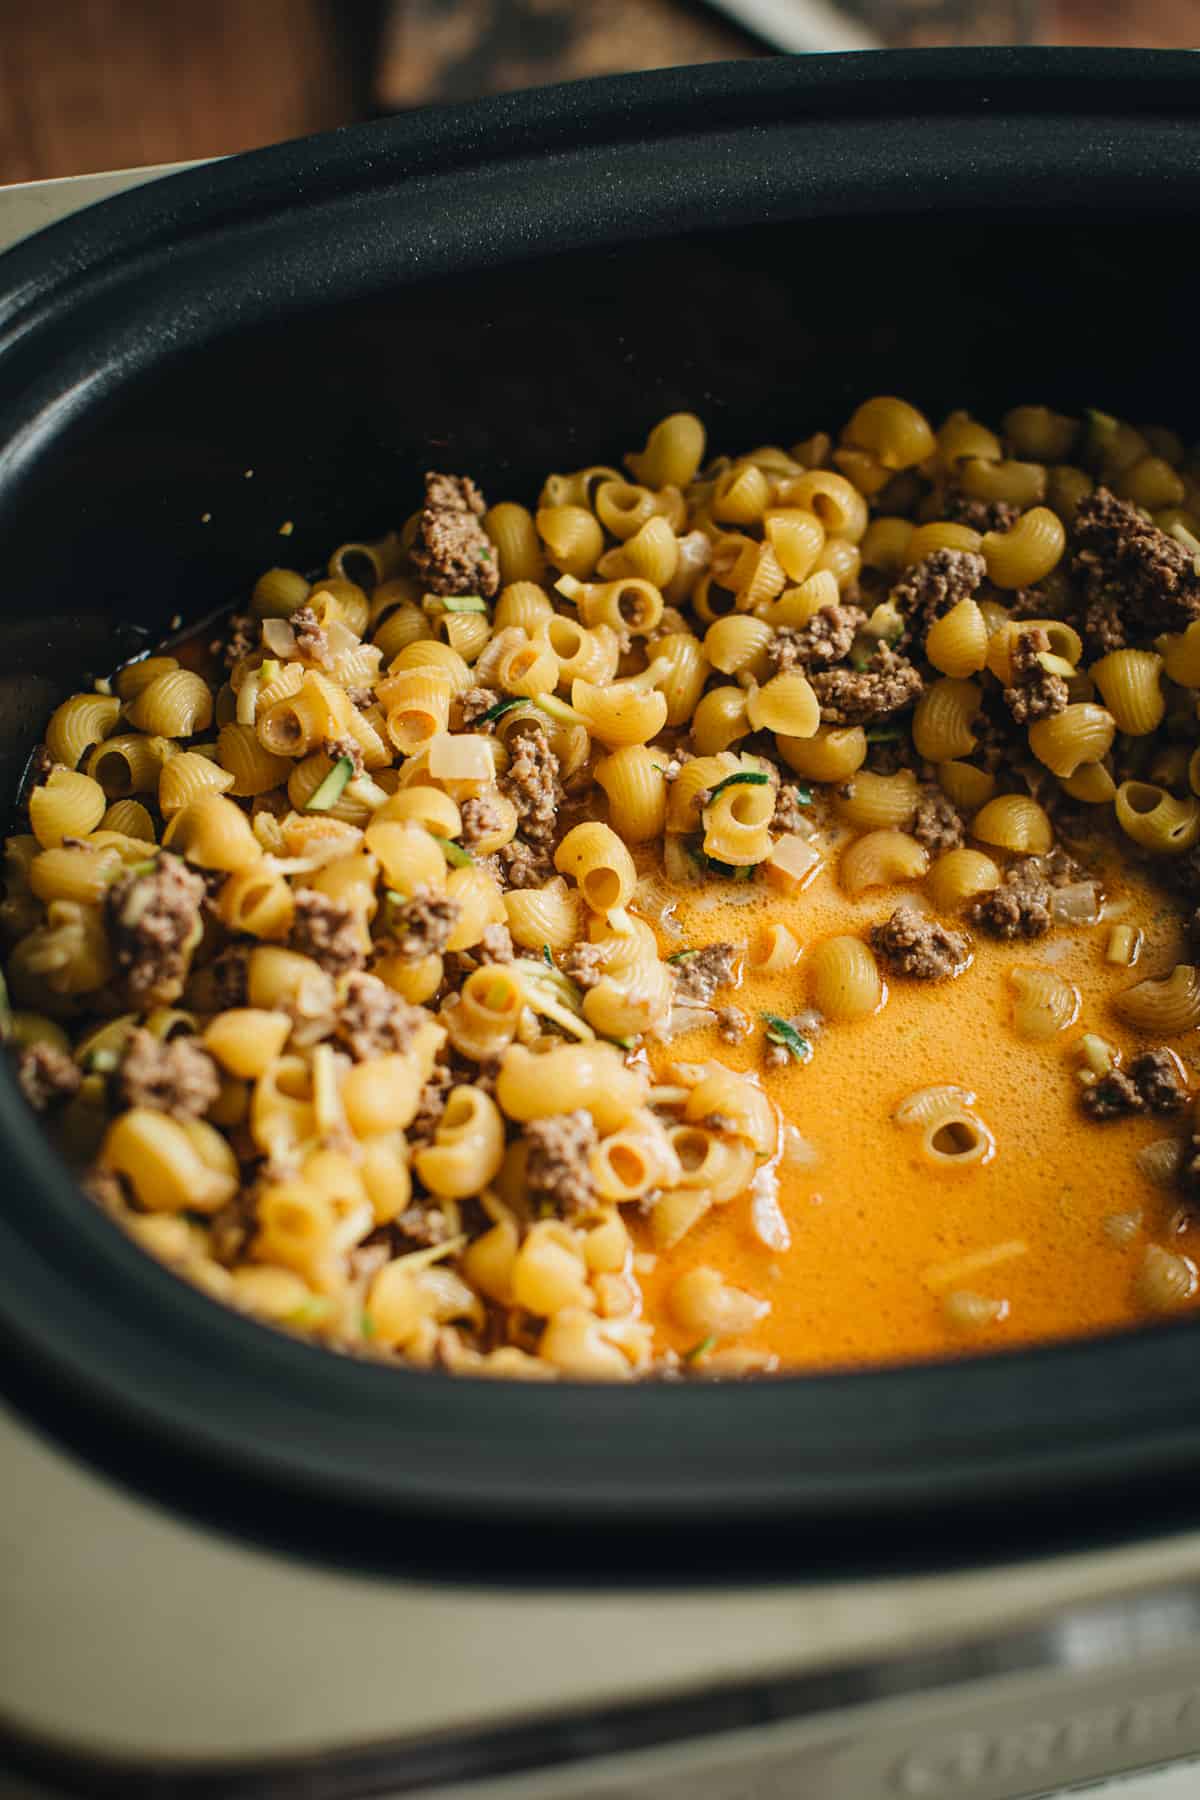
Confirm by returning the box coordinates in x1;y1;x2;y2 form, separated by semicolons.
1;167;1199;1800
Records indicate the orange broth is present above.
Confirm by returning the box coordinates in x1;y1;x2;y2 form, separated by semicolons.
635;832;1198;1369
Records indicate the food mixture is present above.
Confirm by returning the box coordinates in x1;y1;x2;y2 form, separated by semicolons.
6;397;1200;1379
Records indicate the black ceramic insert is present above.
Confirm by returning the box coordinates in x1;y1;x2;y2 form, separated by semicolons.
1;49;1200;1578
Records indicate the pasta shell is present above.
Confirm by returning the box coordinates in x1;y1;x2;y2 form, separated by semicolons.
1008;966;1080;1040
1113;964;1200;1033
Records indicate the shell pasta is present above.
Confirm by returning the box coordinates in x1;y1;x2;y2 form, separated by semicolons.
9;397;1200;1381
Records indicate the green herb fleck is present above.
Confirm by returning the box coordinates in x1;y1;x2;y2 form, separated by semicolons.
285;1296;333;1329
124;858;159;878
432;835;474;869
304;755;355;812
666;948;697;965
850;648;874;673
705;770;771;803
361;1311;376;1340
542;944;554;967
480;695;524;724
702;852;756;882
442;594;488;614
683;1334;717;1364
865;725;903;743
534;693;579;726
761;1013;812;1065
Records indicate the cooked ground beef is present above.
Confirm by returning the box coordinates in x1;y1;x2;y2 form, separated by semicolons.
869;903;970;980
497;836;556;890
290;888;365;975
671;942;738;1005
15;1041;81;1111
968;864;1052;940
772;782;812;834
106;852;206;1006
715;1005;750;1043
767;604;865;673
500;724;561;844
912;790;965;852
116;1026;220;1119
459;792;508;850
209;1193;257;1266
395;1204;455;1247
809;642;924;726
407;1061;455;1146
334;971;426;1062
477;921;514;964
207;944;249;1010
525;1109;598;1218
290;605;330;667
562;942;608;990
1073;486;1200;654
888;548;987;643
82;1166;128;1214
383;889;460;961
1003;625;1070;725
411;471;500;599
322;735;365;777
26;744;54;789
941;495;1019;533
459;686;500;728
213;612;257;670
1082;1049;1189;1120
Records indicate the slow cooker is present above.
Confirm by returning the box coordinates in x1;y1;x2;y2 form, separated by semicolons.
5;50;1200;1798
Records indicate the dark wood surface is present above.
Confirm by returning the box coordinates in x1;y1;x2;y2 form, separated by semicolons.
2;0;1196;186
0;0;378;184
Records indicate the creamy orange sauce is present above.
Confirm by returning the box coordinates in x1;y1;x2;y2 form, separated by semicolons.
635;835;1199;1370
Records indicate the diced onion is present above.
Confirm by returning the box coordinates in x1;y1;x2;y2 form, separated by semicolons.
1049;881;1101;925
261;618;297;657
427;732;494;782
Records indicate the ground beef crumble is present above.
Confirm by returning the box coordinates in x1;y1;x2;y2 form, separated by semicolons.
562;942;608;990
968;865;1052;940
322;735;365;777
459;687;499;728
1003;625;1070;724
1082;1049;1189;1119
105;852;206;1006
912;790;965;852
767;604;865;673
383;889;460;961
497;837;556;890
524;1110;598;1219
407;1060;455;1147
458;792;508;850
290;889;365;975
869;903;970;980
941;495;1019;533
411;471;500;599
772;782;812;834
207;944;249;1010
671;942;738;1005
889;548;987;644
1073;485;1200;653
15;1041;81;1111
715;1005;750;1043
477;921;514;964
809;642;924;727
213;612;257;670
290;606;330;667
500;724;561;845
334;971;426;1062
115;1026;220;1119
